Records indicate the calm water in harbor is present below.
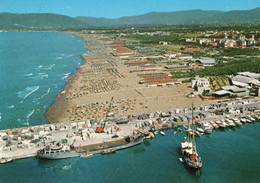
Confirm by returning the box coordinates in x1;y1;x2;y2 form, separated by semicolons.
0;122;260;183
0;32;260;183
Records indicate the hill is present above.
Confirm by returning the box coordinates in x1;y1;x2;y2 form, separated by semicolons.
0;8;259;29
76;8;260;26
0;13;89;29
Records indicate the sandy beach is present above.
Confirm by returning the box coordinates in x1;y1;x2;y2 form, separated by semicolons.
46;32;215;123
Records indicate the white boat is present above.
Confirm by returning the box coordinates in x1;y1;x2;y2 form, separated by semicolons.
225;119;235;127
248;116;255;121
245;118;252;123
80;153;93;158
197;127;204;133
160;131;165;136
233;120;242;126
215;120;226;128
240;118;247;123
200;122;213;133
209;121;219;129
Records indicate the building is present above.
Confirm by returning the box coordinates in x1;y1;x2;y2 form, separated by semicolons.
197;57;216;67
221;85;249;97
231;75;260;87
167;52;179;58
191;76;211;95
237;72;260;80
179;54;192;60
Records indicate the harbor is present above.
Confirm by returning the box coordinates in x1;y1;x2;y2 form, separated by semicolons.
1;97;260;161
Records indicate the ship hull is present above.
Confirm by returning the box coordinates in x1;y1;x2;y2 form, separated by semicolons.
37;136;143;160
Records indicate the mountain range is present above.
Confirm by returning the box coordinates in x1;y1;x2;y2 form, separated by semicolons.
0;8;259;29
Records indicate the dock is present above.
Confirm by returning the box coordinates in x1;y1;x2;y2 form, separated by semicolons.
0;97;260;161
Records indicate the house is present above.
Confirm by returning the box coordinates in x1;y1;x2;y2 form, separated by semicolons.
191;76;211;95
167;52;179;58
179;54;192;60
224;39;237;48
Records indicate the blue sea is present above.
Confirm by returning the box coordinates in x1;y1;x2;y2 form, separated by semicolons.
0;32;86;129
0;32;260;183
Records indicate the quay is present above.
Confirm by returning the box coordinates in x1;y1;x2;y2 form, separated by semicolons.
0;98;260;161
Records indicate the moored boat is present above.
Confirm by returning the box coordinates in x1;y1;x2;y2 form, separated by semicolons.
101;149;116;155
37;134;143;160
180;102;202;169
80;152;93;158
160;131;165;136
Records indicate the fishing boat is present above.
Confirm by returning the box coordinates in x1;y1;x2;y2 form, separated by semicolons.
80;152;93;158
180;103;202;169
101;149;116;155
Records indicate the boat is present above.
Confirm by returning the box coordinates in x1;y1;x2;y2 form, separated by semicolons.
248;116;255;122
209;121;219;129
197;127;204;133
37;134;144;160
180;103;202;169
215;120;226;128
101;149;116;155
233;118;242;126
240;118;247;123
160;131;165;136
80;152;93;158
0;157;13;164
225;119;236;127
200;122;212;134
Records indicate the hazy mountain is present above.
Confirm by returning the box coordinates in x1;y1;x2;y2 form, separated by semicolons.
76;8;260;26
0;8;259;29
0;13;89;29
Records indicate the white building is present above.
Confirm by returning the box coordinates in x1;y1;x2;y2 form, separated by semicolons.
191;76;211;95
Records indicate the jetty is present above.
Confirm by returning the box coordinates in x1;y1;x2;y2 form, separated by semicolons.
0;97;260;161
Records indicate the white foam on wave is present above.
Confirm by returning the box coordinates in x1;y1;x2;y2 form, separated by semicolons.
56;57;63;60
40;64;56;70
25;73;33;77
61;73;71;80
29;73;48;80
8;105;14;109
23;122;29;126
33;88;51;102
62;165;72;170
26;109;35;119
23;86;39;99
66;54;74;58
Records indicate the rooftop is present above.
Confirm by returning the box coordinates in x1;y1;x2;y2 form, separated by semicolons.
197;57;216;65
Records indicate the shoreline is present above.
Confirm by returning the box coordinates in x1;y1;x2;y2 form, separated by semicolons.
45;32;217;124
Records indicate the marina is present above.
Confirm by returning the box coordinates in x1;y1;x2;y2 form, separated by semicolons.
0;97;260;161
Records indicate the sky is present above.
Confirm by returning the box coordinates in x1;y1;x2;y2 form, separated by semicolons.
0;0;259;18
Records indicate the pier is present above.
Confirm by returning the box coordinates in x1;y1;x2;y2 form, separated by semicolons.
0;97;260;161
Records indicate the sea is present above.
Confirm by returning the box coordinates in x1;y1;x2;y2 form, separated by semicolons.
0;32;260;183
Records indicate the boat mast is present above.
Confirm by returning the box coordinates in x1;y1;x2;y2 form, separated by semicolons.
187;105;191;144
192;102;195;153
